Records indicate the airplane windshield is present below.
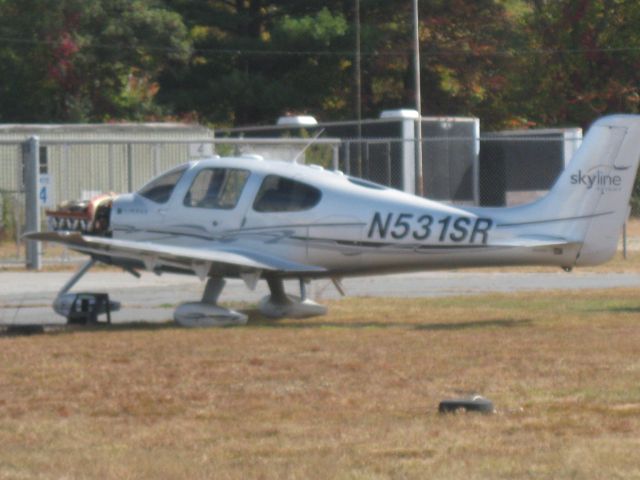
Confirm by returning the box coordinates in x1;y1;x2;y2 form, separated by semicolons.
138;165;188;203
184;168;250;209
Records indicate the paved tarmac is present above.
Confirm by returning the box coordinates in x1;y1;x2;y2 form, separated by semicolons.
1;268;639;326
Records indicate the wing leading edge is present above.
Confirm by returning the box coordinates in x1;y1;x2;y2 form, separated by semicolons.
24;231;326;277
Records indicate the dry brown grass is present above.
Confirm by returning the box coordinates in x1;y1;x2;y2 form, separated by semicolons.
1;290;640;479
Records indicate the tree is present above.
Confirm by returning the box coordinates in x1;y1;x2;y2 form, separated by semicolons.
520;0;640;128
159;1;523;127
159;1;352;125
0;0;191;122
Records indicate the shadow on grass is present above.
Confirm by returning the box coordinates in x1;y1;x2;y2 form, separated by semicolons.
614;306;640;313
247;311;532;331
0;321;179;337
414;318;532;330
587;306;640;314
1;315;532;336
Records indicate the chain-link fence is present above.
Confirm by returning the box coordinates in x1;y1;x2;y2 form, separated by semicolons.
0;140;26;265
337;135;583;208
1;139;214;265
478;134;582;207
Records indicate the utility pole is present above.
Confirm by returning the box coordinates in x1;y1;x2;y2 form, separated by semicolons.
413;0;424;196
355;0;363;176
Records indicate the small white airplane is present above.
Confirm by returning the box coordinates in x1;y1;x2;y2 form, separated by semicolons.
25;115;640;326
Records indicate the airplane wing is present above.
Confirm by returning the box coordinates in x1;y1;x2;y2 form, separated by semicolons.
24;231;326;276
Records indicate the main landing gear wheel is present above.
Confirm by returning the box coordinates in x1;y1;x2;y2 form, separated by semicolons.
258;277;327;319
174;277;248;327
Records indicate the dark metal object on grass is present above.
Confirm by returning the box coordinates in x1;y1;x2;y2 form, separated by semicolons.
53;291;120;325
439;395;494;414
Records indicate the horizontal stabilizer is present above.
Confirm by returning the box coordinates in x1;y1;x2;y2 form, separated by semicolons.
24;231;326;274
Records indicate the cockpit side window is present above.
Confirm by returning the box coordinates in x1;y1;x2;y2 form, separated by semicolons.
138;166;187;204
253;175;322;212
184;168;250;210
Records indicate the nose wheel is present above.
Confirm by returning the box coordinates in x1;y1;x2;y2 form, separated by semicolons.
53;259;121;324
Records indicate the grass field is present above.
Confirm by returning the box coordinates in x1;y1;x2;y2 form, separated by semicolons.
1;290;640;479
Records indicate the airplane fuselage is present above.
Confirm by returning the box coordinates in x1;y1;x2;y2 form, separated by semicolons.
110;156;580;278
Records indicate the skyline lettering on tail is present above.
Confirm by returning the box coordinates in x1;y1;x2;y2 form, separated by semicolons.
569;168;622;190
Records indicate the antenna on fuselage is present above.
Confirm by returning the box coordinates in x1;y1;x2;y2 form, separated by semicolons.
292;128;325;164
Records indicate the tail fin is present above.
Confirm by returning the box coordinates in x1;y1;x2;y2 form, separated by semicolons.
531;115;640;265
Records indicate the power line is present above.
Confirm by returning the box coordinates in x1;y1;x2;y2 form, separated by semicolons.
0;35;639;58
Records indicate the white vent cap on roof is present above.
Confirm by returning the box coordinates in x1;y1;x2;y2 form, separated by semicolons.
379;109;420;120
276;115;318;126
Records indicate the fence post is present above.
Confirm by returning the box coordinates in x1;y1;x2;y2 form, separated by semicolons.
344;141;351;175
153;143;160;176
472;148;480;206
473;121;481;206
24;136;41;270
108;144;114;191
127;143;133;192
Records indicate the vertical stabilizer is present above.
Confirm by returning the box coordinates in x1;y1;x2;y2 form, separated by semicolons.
532;115;640;265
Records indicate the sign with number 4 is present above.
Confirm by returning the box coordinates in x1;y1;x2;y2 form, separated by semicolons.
39;174;54;207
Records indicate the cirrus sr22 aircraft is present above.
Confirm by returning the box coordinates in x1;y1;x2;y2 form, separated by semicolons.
25;115;640;326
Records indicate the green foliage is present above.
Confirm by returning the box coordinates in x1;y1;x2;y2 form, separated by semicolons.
158;1;352;125
0;0;191;122
360;0;521;127
276;7;348;45
518;0;640;128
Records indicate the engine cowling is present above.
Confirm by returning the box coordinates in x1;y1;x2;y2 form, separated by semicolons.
46;193;117;235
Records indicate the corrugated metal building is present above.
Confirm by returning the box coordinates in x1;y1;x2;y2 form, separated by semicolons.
0;123;214;203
